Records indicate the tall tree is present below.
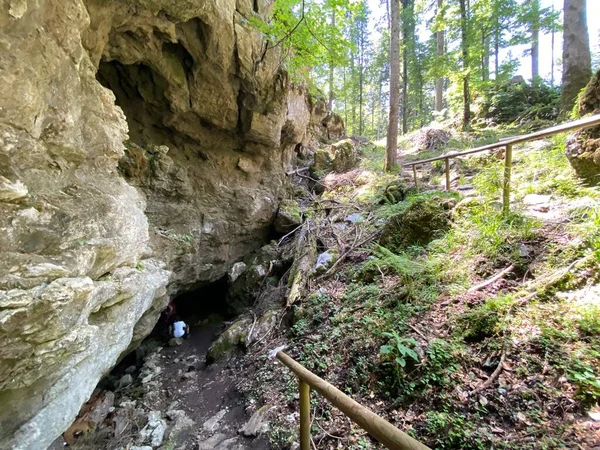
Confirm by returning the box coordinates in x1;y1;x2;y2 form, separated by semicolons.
385;0;400;171
400;0;415;134
459;0;471;130
561;0;591;112
530;0;540;80
434;0;445;112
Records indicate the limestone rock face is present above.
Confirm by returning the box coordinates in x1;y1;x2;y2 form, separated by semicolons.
566;69;600;185
0;0;321;448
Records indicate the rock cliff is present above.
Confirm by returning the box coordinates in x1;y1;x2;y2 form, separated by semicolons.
0;1;329;448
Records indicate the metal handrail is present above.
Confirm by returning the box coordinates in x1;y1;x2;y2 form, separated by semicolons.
276;351;431;450
400;114;600;215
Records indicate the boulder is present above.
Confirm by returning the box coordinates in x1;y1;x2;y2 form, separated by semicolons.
273;199;303;234
331;139;360;172
565;68;600;185
238;405;272;437
310;139;360;177
379;196;451;252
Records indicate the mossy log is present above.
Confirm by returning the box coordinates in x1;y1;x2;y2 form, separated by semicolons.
286;217;320;308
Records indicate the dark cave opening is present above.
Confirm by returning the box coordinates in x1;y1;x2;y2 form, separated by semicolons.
170;277;232;326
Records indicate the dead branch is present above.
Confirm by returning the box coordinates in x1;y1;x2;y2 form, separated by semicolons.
467;264;515;293
470;351;506;395
409;324;428;341
317;230;379;281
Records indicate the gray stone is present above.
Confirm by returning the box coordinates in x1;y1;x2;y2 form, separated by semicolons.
116;374;134;390
203;409;228;433
168;337;184;347
228;262;247;283
139;411;166;448
274;199;303;234
345;213;364;224
456;184;474;191
238;405;272;437
314;251;334;273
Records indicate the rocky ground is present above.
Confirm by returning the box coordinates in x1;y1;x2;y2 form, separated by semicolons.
50;319;272;450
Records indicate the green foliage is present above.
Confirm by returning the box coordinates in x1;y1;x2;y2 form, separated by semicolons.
251;0;354;82
457;295;514;341
479;80;560;124
424;410;490;450
380;332;419;369
568;363;600;406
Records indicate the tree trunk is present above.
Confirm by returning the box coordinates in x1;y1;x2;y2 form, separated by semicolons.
494;28;499;79
401;0;412;134
435;0;444;112
531;0;540;80
561;0;591;112
551;6;555;87
482;27;490;82
328;8;335;110
385;0;400;171
459;0;471;130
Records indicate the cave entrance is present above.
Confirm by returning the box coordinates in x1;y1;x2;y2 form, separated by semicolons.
169;277;232;327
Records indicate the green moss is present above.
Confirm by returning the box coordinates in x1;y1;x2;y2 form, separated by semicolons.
378;195;450;252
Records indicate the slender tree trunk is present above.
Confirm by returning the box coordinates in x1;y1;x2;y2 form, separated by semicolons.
343;68;347;126
481;27;490;82
328;8;335;110
435;0;444;111
531;0;540;80
401;0;412;134
385;0;400;171
551;5;555;86
459;0;471;130
561;0;592;112
377;71;383;140
494;28;499;79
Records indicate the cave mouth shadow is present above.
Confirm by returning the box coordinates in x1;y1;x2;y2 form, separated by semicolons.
169;277;233;328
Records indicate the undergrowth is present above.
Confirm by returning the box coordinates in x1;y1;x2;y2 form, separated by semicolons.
262;129;600;450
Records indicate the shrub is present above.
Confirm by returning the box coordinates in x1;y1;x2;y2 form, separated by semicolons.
478;79;560;125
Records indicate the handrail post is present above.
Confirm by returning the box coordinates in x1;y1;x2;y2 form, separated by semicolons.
299;379;311;450
445;157;450;191
503;144;513;216
412;165;418;190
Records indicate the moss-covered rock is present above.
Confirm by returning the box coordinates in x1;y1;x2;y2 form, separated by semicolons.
310;139;360;177
378;196;451;252
310;148;334;178
566;68;600;185
273;199;302;233
206;318;251;363
331;138;360;172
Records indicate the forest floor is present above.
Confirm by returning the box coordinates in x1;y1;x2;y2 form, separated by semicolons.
233;125;600;449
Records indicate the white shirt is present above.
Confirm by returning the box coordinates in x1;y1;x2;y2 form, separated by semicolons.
172;321;186;338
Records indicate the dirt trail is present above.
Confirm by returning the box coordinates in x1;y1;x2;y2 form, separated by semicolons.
157;323;271;450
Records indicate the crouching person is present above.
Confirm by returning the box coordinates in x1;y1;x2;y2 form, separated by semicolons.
169;316;190;339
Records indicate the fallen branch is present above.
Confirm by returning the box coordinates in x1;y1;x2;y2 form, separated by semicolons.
286;167;310;175
277;223;304;246
408;324;428;341
470;352;506;395
317;230;379;281
467;264;515;293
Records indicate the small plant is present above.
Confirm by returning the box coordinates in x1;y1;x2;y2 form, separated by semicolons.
568;363;600;406
380;331;419;369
